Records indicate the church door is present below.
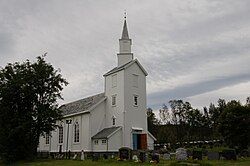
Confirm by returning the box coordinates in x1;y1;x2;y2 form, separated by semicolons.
132;134;138;150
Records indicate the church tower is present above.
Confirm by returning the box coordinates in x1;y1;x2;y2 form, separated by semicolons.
117;16;133;67
103;15;155;150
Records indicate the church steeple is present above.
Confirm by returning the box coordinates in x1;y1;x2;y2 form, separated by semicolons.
121;19;129;39
117;14;133;67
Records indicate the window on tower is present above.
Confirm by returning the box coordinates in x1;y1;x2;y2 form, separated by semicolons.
112;116;116;126
112;95;116;106
134;95;138;106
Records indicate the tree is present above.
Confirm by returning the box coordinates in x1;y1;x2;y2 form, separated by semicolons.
168;100;193;145
0;55;68;162
218;100;250;149
159;104;170;124
147;107;159;137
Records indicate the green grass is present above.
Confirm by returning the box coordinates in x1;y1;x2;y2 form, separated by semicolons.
1;158;250;166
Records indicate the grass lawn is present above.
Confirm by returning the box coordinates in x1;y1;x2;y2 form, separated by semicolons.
3;158;249;166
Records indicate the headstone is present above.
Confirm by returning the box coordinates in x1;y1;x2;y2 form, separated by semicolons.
119;147;132;160
132;155;139;162
92;153;99;161
73;153;77;160
151;153;160;163
221;149;236;160
207;151;219;160
176;148;187;160
81;150;85;160
103;153;108;159
193;150;202;160
139;151;146;162
163;153;170;160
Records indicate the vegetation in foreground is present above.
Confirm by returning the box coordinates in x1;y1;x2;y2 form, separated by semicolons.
3;158;249;166
0;55;68;163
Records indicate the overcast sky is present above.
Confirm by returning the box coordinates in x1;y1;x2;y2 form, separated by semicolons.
1;0;250;110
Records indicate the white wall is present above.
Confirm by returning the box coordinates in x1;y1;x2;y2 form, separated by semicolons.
90;101;106;137
104;70;125;128
38;113;91;152
123;62;148;148
92;139;108;152
108;129;122;152
147;133;155;150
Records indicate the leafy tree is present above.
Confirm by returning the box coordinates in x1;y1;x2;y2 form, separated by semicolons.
218;100;250;149
159;104;170;124
169;100;192;124
147;107;159;137
0;55;68;162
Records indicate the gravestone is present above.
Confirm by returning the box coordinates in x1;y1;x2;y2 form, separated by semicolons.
139;151;146;162
207;151;220;160
119;147;132;160
193;150;202;160
103;153;108;159
151;153;160;163
81;150;85;160
132;155;139;162
176;148;187;160
163;153;170;160
92;153;99;161
221;149;236;160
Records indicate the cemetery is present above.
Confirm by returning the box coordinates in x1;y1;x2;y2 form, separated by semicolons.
9;146;249;166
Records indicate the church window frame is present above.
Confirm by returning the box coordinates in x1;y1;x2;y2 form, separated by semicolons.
58;126;63;144
133;95;138;107
102;139;107;144
94;140;98;145
112;95;117;106
45;133;50;145
74;122;80;143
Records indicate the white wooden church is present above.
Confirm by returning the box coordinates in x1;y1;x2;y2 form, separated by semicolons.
38;18;156;154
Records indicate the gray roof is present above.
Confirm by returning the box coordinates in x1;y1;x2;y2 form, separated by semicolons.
92;126;121;139
60;93;105;116
103;59;148;77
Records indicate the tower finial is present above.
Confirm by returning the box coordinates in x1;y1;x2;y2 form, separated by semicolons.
121;11;129;39
124;10;127;19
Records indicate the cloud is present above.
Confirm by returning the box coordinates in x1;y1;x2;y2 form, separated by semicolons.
0;0;249;109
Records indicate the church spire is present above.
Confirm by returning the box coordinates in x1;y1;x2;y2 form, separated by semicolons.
117;12;133;67
121;18;129;39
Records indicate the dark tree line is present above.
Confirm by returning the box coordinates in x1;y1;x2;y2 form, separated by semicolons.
147;98;250;150
0;55;68;163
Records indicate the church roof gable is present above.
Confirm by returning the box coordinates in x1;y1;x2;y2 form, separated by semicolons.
60;93;106;116
103;59;148;77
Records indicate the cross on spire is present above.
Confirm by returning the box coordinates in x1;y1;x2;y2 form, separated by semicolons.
124;10;127;19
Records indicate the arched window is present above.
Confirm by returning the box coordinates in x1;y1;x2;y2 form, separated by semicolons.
45;133;50;145
58;126;63;144
74;122;80;143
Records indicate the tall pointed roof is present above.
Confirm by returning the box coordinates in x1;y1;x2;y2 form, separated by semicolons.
121;19;129;39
